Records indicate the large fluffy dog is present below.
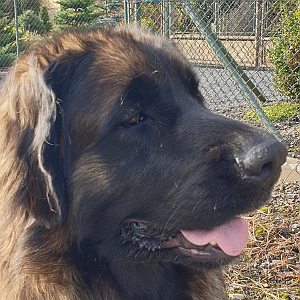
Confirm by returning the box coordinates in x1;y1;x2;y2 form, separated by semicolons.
0;26;286;299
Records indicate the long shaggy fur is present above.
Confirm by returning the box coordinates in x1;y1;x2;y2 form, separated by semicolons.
0;26;285;299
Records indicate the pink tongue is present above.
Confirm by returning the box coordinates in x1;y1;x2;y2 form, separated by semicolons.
180;217;248;256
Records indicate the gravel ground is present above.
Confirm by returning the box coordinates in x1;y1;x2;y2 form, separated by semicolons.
214;105;300;299
224;180;300;300
195;67;284;109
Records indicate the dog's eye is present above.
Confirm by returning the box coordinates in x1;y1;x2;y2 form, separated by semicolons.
126;113;146;126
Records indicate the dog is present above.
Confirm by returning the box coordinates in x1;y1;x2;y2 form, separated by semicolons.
0;26;286;299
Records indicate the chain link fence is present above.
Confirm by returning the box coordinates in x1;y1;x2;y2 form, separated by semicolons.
0;0;299;156
0;1;299;299
125;0;300;156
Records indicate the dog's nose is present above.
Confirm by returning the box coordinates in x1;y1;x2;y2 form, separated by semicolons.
236;140;287;183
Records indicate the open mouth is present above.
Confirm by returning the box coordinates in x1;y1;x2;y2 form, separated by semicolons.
121;217;249;261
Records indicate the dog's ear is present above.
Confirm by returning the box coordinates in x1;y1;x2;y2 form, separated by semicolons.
44;54;78;99
44;51;92;99
0;54;69;229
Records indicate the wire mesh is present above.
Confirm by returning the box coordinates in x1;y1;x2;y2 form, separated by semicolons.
0;0;299;155
0;1;299;299
125;0;300;157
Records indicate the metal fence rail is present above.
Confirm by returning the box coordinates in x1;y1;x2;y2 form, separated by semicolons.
0;0;299;155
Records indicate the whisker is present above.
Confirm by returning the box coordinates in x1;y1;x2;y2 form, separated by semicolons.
160;201;185;238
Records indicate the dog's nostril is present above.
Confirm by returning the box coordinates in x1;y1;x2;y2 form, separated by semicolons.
236;156;275;181
235;140;287;183
260;162;272;178
245;161;273;180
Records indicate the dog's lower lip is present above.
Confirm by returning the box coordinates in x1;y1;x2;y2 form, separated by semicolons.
164;235;236;261
180;247;213;257
178;244;232;261
181;248;212;256
121;220;239;260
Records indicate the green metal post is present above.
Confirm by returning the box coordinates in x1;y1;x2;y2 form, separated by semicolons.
162;0;172;38
124;0;129;24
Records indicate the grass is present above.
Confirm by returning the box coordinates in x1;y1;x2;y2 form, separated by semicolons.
243;103;300;123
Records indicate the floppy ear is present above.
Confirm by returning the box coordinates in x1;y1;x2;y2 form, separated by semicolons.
0;54;68;229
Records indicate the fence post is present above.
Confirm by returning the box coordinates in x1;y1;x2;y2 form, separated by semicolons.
124;1;129;24
255;0;263;68
214;0;220;35
13;0;20;57
162;0;172;38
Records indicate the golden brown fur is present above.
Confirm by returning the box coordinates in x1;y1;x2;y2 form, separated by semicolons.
0;26;285;299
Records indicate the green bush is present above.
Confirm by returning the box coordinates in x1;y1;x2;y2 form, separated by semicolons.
17;0;41;15
243;103;300;122
0;16;15;47
18;10;47;34
0;16;17;67
140;4;161;32
269;0;300;102
0;12;43;67
0;51;16;67
0;3;51;67
0;0;41;19
54;0;100;30
39;6;52;33
0;35;29;67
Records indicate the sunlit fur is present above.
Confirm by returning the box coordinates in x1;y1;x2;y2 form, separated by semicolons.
0;26;284;299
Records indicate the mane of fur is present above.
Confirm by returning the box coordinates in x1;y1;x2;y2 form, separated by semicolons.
0;28;227;300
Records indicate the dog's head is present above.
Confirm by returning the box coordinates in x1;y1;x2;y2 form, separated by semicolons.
0;27;286;272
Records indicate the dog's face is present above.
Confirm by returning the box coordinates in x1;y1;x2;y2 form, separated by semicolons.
38;27;287;273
